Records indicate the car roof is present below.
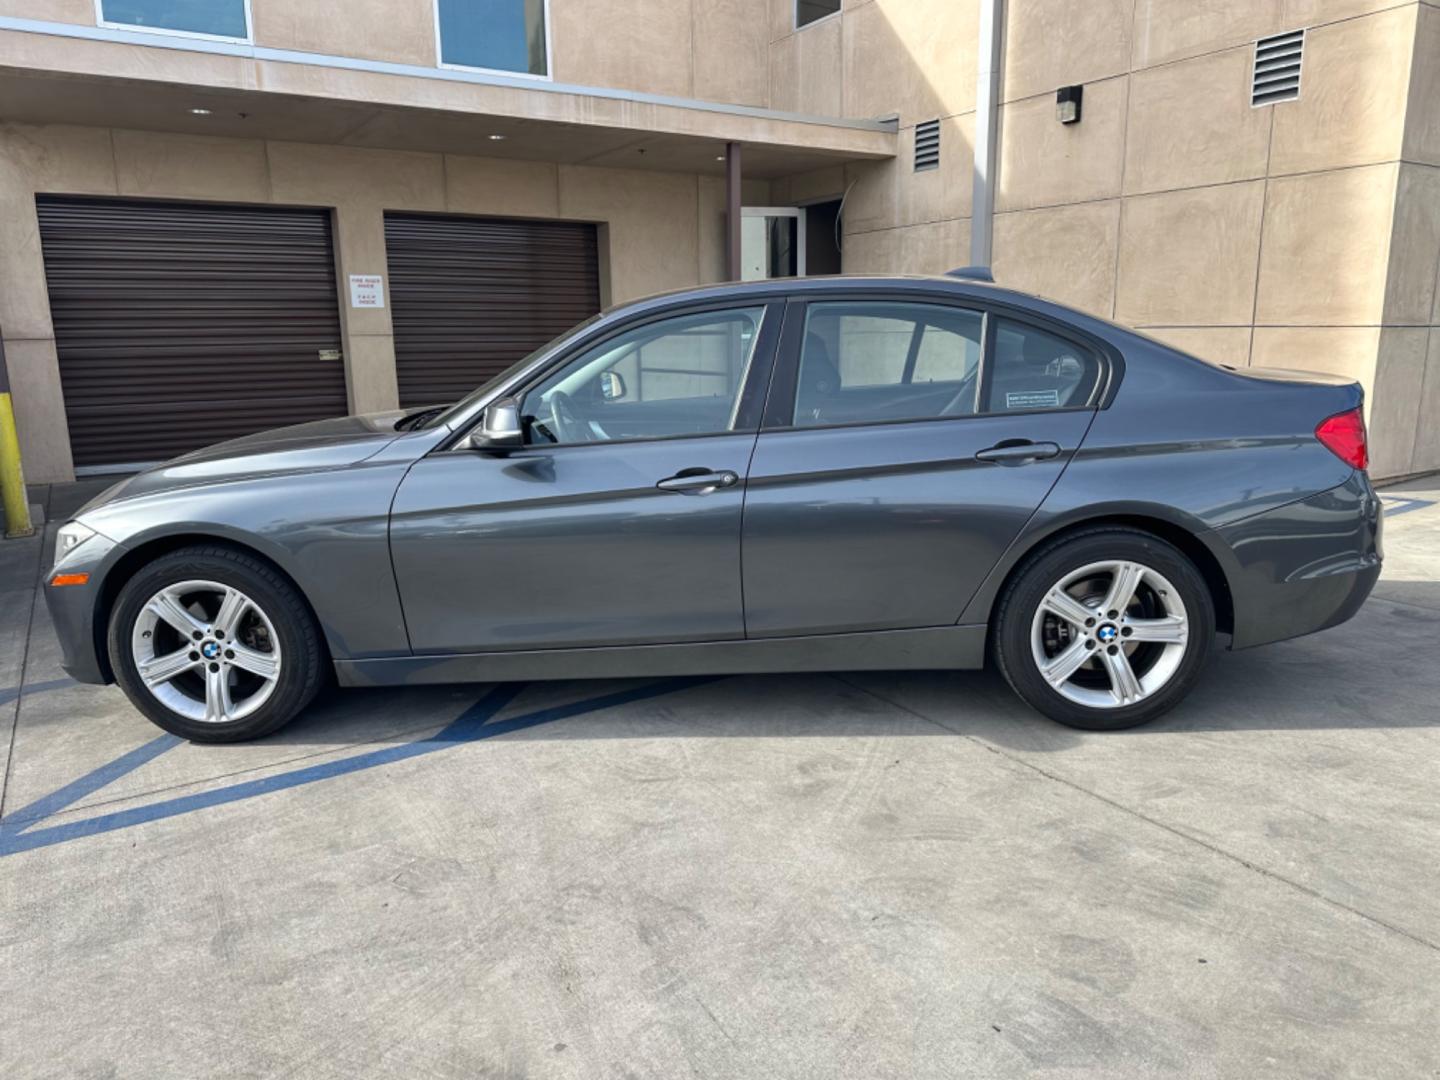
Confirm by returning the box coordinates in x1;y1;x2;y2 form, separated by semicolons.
605;273;1027;313
600;274;1147;353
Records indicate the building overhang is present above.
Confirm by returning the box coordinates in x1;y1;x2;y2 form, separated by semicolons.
0;17;897;179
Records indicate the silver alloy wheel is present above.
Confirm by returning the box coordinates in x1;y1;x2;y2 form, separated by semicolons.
130;579;282;724
1029;559;1189;710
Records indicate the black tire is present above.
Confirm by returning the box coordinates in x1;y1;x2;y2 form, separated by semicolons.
993;527;1215;731
108;545;325;743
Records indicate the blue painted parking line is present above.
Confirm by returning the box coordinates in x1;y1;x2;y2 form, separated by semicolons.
0;677;74;708
1381;495;1435;517
0;676;714;859
4;731;181;832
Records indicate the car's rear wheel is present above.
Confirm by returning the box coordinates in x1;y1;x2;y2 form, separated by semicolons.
994;528;1215;730
109;546;324;742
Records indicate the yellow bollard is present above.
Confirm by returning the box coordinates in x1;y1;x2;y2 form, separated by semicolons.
0;337;35;539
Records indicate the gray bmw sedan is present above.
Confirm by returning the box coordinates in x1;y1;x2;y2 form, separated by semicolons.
45;274;1381;741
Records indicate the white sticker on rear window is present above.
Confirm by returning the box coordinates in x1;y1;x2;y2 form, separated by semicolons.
1005;389;1061;410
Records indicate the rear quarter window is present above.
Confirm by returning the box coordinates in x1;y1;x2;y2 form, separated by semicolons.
987;319;1102;412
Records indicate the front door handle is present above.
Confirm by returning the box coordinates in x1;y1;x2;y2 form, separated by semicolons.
656;468;740;495
975;440;1063;465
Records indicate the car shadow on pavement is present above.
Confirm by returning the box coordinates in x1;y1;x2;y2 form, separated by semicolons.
266;572;1440;755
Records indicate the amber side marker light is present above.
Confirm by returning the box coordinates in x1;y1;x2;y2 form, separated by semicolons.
50;572;90;587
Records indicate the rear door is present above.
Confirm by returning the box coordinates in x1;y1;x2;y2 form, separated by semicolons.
741;296;1103;637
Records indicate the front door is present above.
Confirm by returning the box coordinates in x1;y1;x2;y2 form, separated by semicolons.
390;302;780;654
741;298;1103;637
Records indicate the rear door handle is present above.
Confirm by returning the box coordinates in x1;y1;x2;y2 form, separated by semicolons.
975;440;1063;465
657;468;740;494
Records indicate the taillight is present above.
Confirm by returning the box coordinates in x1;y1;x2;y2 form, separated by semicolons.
1315;407;1368;471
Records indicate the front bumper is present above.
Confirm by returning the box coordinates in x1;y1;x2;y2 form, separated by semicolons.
42;530;120;685
1208;471;1382;650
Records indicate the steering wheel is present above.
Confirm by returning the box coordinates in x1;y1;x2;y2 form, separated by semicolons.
547;390;590;444
939;366;981;416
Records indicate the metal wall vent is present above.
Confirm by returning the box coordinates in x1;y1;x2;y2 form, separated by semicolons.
915;119;941;171
1252;29;1304;105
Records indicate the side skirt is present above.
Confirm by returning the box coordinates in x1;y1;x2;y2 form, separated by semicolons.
335;625;988;688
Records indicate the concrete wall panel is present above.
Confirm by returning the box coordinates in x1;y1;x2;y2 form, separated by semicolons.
769;14;843;116
1413;329;1440;472
267;143;446;210
1256;164;1398;327
1002;0;1132;104
992;201;1120;317
0;0;93;23
695;0;771;107
252;0;437;67
1268;6;1415;176
843;0;978;123
1131;0;1284;70
1386;164;1440;325
1369;327;1429;478
1124;47;1270;196
444;156;562;219
996;77;1126;212
550;0;693;97
558;165;699;303
1115;182;1265;326
1405;4;1440;168
113;131;269;203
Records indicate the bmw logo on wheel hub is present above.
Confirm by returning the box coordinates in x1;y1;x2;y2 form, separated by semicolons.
1096;624;1119;644
201;641;222;660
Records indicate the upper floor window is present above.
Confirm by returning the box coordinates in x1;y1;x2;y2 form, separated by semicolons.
437;0;549;78
796;0;841;30
97;0;250;41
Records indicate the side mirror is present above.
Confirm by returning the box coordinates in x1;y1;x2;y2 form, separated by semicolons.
465;397;523;452
599;369;626;402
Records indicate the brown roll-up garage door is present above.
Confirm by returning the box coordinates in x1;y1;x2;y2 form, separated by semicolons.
385;213;601;407
36;197;348;470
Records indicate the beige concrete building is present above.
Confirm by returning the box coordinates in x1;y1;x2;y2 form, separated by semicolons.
1;0;1437;482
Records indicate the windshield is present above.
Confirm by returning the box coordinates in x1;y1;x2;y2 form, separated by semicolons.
418;313;607;430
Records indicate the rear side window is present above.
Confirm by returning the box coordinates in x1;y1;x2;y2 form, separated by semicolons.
987;319;1102;412
792;302;984;427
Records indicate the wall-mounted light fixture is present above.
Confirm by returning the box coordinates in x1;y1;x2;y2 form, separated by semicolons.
1056;85;1083;124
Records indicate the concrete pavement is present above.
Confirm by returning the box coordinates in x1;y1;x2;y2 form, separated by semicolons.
1;479;1438;1078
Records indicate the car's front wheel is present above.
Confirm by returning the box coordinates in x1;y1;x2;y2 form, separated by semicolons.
109;546;324;742
994;527;1215;730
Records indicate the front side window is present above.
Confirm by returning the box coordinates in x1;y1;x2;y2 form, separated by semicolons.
98;0;249;39
520;307;766;446
792;302;983;427
987;319;1102;412
437;0;548;77
796;0;841;29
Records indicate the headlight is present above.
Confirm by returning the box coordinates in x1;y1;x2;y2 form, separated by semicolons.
54;521;96;567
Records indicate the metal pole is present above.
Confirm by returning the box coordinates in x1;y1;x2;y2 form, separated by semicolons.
0;335;35;539
725;141;742;281
970;0;1004;268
